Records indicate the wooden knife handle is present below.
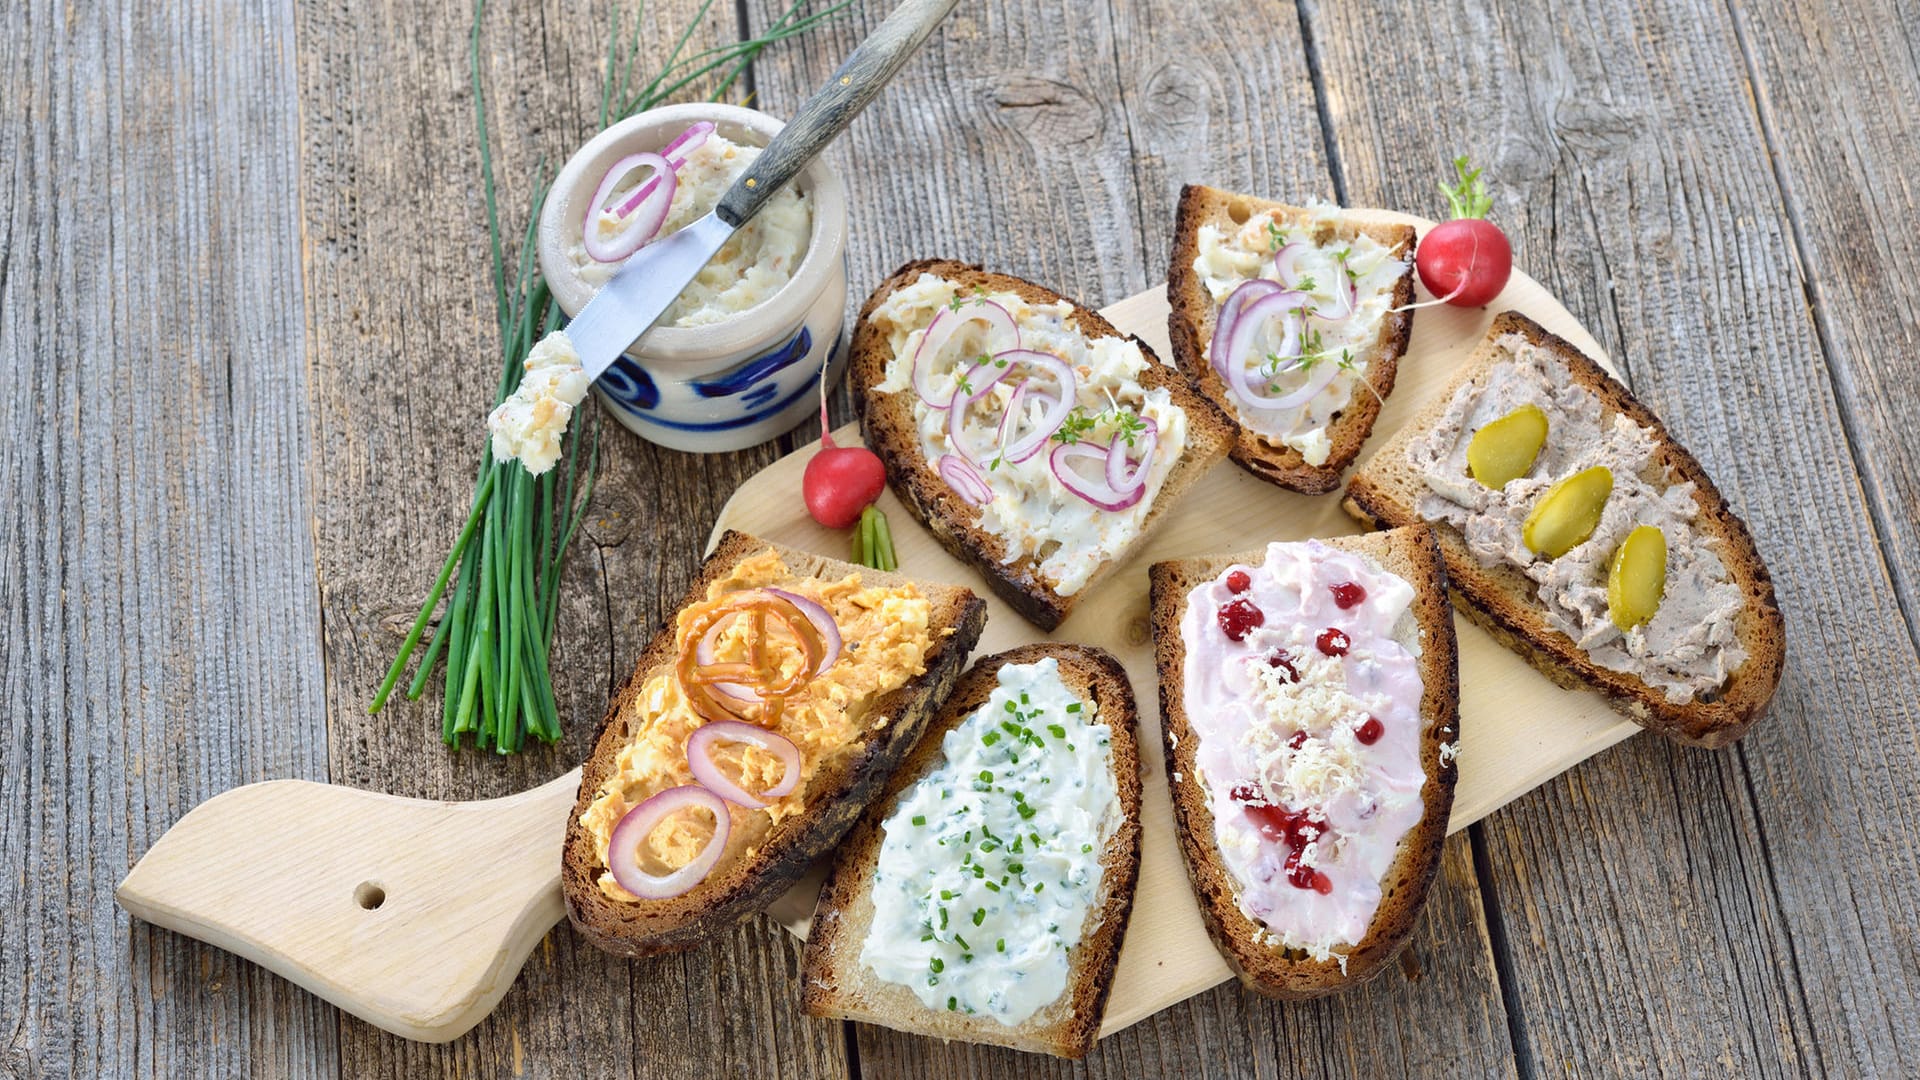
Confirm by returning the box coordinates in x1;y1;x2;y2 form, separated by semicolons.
716;0;958;228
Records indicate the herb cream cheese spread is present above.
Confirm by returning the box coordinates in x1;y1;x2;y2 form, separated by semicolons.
1191;202;1408;465
1407;334;1747;702
567;131;810;327
860;658;1117;1025
869;274;1191;596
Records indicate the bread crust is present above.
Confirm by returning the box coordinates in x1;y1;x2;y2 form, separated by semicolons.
1342;311;1785;747
560;530;988;957
1148;527;1459;998
799;643;1144;1058
1166;184;1418;495
849;258;1234;631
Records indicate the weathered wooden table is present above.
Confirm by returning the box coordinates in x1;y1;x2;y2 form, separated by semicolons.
6;0;1918;1075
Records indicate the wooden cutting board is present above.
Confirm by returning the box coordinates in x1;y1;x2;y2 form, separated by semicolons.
116;209;1639;1044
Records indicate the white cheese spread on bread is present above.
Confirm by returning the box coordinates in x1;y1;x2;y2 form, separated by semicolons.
1192;202;1408;465
868;273;1191;596
860;658;1117;1025
567;130;809;327
1406;334;1747;702
1179;541;1426;963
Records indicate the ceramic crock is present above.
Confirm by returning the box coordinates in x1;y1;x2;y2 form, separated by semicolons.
539;103;849;453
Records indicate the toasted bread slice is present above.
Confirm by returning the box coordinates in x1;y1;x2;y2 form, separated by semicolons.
1343;312;1784;747
1167;184;1418;495
800;643;1143;1058
561;530;988;957
1148;527;1459;998
850;258;1234;630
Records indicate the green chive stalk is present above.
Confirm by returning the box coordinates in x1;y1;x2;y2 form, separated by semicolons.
370;0;848;752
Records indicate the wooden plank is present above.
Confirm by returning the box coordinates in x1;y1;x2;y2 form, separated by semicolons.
1727;0;1920;632
290;0;849;1073
0;0;337;1077
743;1;1517;1074
1304;0;1920;1073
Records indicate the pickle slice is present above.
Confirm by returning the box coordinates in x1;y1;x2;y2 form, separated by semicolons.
1608;524;1668;630
1467;404;1549;489
1522;466;1613;558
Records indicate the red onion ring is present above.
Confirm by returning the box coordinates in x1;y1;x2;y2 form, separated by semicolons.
938;453;994;507
1272;240;1308;287
612;121;712;218
764;588;841;675
947;349;1076;465
582;151;676;263
911;300;1020;408
1104;416;1159;494
607;785;730;900
1260;354;1342;410
1312;263;1359;324
1049;441;1146;512
1210;279;1286;368
685;720;803;809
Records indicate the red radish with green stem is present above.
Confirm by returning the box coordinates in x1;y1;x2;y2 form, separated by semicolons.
1416;156;1514;308
802;361;886;529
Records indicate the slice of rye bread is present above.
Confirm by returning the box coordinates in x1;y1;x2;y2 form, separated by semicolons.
799;643;1143;1059
1147;527;1459;998
1342;311;1785;748
1166;184;1418;495
561;530;988;958
849;258;1235;631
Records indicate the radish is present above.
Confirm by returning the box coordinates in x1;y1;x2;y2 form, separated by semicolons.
802;362;886;529
1416;156;1513;308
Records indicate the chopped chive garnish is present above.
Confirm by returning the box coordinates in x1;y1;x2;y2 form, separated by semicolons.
1048;724;1067;739
930;958;944;973
973;908;986;926
912;814;926;826
1065;702;1082;713
984;880;1001;892
997;938;1006;952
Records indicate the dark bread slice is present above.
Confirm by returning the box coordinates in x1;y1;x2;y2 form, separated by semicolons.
1148;527;1459;998
562;530;988;957
800;643;1143;1058
849;258;1234;631
1166;184;1418;495
1342;311;1785;747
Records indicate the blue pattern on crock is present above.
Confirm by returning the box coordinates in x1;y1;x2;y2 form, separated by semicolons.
595;358;660;413
690;327;813;399
611;330;842;434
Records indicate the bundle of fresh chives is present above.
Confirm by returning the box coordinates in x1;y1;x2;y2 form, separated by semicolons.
369;0;848;752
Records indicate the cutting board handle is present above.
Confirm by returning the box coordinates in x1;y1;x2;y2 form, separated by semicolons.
116;767;582;1042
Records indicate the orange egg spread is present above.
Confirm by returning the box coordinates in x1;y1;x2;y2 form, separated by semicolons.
584;550;935;902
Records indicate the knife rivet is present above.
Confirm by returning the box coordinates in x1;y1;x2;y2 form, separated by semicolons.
841;75;851;85
746;178;757;188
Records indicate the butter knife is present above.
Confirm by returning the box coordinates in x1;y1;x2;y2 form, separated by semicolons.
567;0;959;380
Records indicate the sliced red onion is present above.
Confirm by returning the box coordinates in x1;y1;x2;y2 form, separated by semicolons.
612;121;712;218
1210;279;1286;367
1218;294;1314;415
938;453;994;507
945;354;1020;462
582;151;676;263
1049;441;1146;512
686;720;803;809
1259;354;1342;410
607;785;730;900
764;588;841;675
1312;266;1359;324
911;300;1020;408
1272;241;1308;288
948;349;1075;464
1104;416;1159;494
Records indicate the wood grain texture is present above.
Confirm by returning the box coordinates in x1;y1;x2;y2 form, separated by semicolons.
1304;0;1920;1073
291;0;846;1074
745;1;1516;1074
0;0;338;1078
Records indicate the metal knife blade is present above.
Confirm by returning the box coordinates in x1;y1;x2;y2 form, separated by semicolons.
565;211;733;383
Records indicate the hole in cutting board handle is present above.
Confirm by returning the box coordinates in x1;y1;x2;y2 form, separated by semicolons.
354;881;387;910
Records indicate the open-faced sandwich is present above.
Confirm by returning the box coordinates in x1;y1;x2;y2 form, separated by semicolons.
1168;185;1418;495
850;259;1233;630
561;530;988;956
1149;529;1458;997
801;644;1142;1058
1344;312;1785;747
